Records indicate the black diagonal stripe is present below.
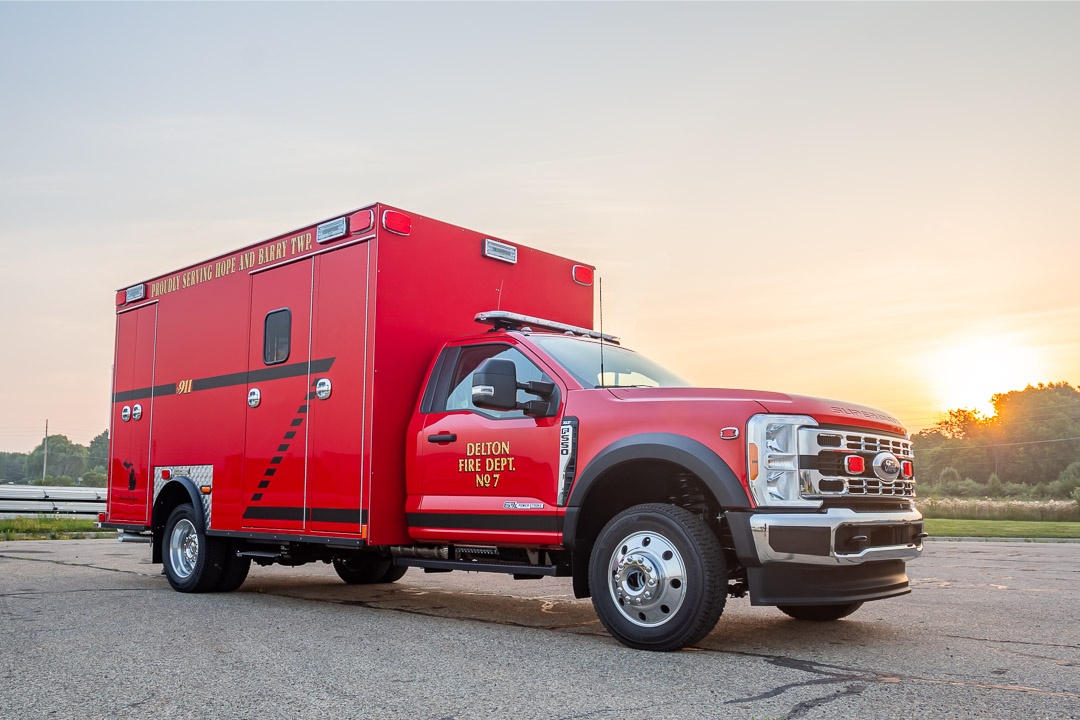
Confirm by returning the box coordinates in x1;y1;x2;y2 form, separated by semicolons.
263;468;276;477
112;357;336;402
257;480;270;489
290;418;303;427
277;444;289;452
284;431;296;440
406;512;561;533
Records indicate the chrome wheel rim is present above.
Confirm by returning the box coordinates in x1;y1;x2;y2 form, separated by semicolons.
607;531;687;627
169;518;199;579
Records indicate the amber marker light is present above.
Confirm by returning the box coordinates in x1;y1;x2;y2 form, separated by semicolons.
748;442;759;481
200;485;212;495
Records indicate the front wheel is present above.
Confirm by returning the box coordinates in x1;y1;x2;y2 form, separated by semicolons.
163;503;226;592
777;602;864;622
589;503;727;651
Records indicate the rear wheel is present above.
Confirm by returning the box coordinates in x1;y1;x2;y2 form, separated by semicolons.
213;545;251;592
163;503;226;592
333;553;405;584
589;503;727;651
777;602;864;622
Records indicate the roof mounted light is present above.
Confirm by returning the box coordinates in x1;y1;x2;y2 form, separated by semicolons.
349;209;374;234
475;310;619;344
572;265;594;286
382;210;412;235
316;216;349;244
118;284;146;305
482;238;518;264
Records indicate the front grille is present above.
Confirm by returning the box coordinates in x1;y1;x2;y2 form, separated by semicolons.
798;428;916;500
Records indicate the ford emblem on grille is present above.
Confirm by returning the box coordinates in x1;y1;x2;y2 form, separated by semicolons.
873;452;901;481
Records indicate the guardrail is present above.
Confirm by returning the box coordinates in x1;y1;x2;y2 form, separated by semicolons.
0;485;106;518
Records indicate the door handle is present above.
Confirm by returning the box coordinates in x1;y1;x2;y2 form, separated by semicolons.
427;433;457;444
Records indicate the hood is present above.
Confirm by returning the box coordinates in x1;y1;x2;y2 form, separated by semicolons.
604;387;907;436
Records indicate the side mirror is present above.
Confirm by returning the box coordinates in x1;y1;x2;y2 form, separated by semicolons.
472;358;519;411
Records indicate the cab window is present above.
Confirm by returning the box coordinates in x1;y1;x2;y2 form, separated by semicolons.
437;345;552;419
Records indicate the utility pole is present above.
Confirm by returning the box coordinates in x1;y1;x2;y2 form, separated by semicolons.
42;419;48;483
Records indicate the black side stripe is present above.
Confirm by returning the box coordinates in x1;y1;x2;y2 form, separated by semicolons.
112;357;336;402
242;506;368;524
406;512;561;533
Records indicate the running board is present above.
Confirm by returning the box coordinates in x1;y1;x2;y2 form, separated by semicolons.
395;557;557;577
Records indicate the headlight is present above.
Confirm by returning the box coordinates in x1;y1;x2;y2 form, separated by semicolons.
747;414;820;508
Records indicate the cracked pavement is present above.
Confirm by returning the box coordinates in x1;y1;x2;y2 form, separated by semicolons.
1;539;1077;719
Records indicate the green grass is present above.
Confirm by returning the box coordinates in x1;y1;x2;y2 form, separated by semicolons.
925;518;1080;539
0;517;108;541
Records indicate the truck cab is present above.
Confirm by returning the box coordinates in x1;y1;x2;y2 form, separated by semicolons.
400;311;923;650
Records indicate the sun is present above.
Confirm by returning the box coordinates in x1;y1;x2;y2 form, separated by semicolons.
927;335;1046;416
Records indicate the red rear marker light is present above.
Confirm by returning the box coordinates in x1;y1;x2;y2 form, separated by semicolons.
382;210;412;235
572;265;594;286
844;455;865;474
97;512;105;523
161;469;171;480
901;460;914;479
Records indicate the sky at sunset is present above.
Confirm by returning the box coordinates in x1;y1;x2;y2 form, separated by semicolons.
1;2;1078;453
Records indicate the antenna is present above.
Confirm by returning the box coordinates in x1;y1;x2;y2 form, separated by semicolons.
599;277;606;388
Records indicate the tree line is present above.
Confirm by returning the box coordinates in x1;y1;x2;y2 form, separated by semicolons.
0;431;109;487
913;382;1080;501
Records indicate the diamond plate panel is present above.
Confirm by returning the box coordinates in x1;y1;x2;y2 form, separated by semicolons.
153;465;215;529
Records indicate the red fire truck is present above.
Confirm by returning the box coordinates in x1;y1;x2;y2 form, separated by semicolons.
103;203;924;651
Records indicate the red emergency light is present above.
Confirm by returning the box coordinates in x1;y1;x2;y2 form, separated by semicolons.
844;455;865;475
382;210;412;236
116;290;127;306
901;460;914;479
350;210;374;234
572;265;594;286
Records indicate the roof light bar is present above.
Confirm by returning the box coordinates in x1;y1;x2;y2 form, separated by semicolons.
475;310;619;344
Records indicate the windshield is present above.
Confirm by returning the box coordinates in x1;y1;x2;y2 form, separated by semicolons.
530;335;689;389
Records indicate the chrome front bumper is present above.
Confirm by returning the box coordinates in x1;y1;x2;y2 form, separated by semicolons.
746;507;924;566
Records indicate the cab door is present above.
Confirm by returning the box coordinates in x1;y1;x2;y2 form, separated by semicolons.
412;342;564;545
241;259;314;531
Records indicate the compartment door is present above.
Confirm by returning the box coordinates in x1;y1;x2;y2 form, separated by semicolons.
241;260;314;531
108;303;157;525
304;241;371;535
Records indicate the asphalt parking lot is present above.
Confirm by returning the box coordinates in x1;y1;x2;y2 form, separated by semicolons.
1;538;1077;720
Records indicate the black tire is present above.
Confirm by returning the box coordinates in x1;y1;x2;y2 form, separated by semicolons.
162;503;226;593
589;503;727;651
379;564;408;583
213;545;251;593
332;553;404;585
777;602;864;622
